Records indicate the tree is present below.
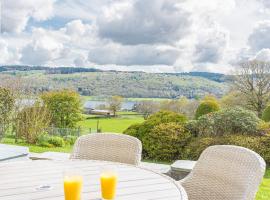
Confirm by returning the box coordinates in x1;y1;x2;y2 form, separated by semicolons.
195;99;220;119
0;87;15;138
15;102;51;144
108;96;123;116
234;60;270;117
135;101;159;119
41;90;82;128
220;91;248;109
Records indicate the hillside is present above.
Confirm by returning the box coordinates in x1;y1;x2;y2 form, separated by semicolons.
0;67;229;98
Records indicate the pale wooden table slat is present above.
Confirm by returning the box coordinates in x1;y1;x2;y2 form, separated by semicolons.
0;160;187;200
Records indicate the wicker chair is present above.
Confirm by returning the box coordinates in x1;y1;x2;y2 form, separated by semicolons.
179;145;266;200
70;133;142;165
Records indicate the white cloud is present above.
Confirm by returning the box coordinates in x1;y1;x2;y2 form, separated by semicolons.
1;0;55;33
254;48;270;61
20;28;65;65
97;0;191;45
0;0;270;73
248;20;270;51
88;43;180;66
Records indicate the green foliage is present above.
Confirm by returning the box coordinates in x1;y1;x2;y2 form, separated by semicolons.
123;123;141;138
190;107;260;136
144;122;191;161
183;135;270;165
36;134;54;147
262;105;270;122
0;87;15;137
124;110;188;160
41;90;82;128
257;121;270;135
48;136;65;147
195;100;220;119
64;135;78;145
15;104;51;144
36;134;65;147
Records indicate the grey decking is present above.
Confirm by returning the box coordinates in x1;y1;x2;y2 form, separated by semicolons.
0;144;29;162
0;160;187;200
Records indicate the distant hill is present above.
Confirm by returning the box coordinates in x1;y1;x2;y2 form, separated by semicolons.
0;66;230;98
0;65;103;74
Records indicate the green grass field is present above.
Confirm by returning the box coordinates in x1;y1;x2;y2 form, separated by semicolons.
256;168;270;200
78;112;144;133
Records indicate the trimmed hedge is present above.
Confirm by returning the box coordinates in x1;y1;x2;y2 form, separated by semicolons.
195;100;220;119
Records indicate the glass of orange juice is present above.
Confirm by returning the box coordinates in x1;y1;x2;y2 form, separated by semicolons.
100;168;118;200
63;170;83;200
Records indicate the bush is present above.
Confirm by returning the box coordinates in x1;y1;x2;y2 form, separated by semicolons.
257;121;270;135
124;110;188;159
143;122;191;161
64;135;78;145
183;135;270;164
15;104;51;144
48;136;65;147
195;100;220;119
262;105;270;122
36;134;65;147
189;107;260;136
36;134;54;147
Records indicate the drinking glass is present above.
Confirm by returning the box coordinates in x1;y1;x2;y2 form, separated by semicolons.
100;168;118;200
63;170;83;200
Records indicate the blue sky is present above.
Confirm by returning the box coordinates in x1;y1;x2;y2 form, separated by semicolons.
1;0;270;73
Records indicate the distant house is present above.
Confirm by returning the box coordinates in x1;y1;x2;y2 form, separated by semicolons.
84;108;113;116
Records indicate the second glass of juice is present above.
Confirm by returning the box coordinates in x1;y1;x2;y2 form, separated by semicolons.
63;171;83;200
100;169;118;200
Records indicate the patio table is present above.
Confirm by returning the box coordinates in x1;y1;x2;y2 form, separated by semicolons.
0;160;187;200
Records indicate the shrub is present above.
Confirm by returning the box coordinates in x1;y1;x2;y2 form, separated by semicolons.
195;100;220;119
124;110;188;159
36;134;65;147
143;122;191;161
36;134;54;147
15;104;51;144
189;107;260;136
262;105;270;122
123;123;141;139
48;136;65;147
64;135;78;145
257;121;270;135
183;135;270;164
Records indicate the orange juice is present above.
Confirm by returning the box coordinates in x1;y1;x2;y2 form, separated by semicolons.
64;176;83;200
100;172;118;199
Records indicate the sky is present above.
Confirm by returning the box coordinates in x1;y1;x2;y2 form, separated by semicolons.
1;0;270;73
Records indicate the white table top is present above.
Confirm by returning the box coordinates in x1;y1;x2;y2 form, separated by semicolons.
0;160;188;200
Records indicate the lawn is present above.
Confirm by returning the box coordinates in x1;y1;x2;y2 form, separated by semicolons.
256;168;270;200
78;112;144;133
